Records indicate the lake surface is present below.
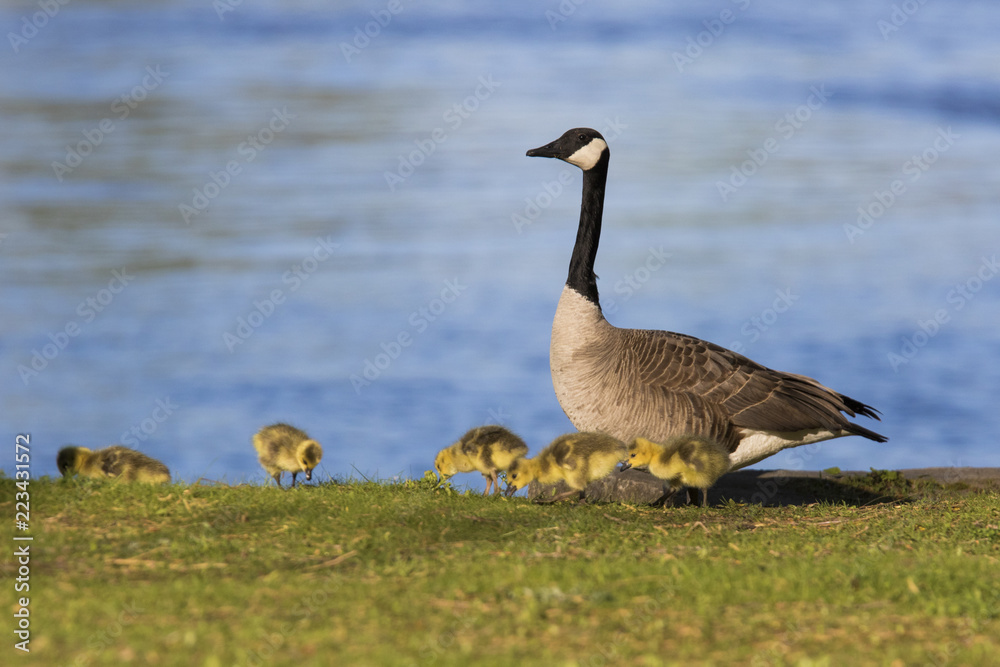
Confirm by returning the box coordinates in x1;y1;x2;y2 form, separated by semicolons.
3;0;998;488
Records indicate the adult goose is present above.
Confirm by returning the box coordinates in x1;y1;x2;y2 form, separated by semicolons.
526;128;886;470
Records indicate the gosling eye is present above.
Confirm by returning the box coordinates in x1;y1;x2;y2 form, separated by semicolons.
630;453;636;459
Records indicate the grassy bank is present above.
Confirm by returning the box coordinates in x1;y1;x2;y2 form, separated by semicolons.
4;472;999;666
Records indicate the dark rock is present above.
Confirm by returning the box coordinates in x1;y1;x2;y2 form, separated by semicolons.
525;467;1000;507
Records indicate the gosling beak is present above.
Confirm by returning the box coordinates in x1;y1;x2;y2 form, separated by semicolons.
619;461;632;472
526;140;560;159
504;483;517;498
305;469;312;481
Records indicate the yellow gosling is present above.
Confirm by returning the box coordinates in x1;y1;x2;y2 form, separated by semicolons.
253;423;323;488
505;432;627;502
503;450;564;496
56;445;170;484
621;435;731;507
435;425;528;495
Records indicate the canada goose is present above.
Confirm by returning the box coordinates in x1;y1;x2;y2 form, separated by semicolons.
56;445;171;483
253;423;323;488
435;425;529;495
505;432;627;502
621;436;731;507
525;128;887;470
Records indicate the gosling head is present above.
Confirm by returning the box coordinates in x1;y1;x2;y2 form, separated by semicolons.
434;448;457;482
56;446;89;477
503;457;534;497
526;127;609;172
297;440;323;482
620;437;658;472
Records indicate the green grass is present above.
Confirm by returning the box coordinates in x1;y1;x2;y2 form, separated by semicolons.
4;472;999;666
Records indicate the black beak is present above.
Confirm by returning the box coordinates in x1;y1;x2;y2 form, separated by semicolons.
619;461;632;472
526;140;561;159
305;469;312;481
504;483;517;498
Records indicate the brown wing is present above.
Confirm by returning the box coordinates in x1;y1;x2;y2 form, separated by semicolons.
622;328;886;442
675;440;702;472
458;425;510;470
547;436;577;470
99;447;130;478
100;446;169;481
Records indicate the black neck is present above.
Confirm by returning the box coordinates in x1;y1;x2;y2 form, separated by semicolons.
566;151;609;305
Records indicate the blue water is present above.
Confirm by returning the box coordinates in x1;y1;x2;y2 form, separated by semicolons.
3;1;999;488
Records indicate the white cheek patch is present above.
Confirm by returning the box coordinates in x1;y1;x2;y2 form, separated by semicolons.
565;138;608;170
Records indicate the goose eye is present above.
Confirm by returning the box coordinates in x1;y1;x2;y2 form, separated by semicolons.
578;134;586;141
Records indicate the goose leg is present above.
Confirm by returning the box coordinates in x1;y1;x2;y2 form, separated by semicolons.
654;484;679;509
543;488;586;504
533;489;567;504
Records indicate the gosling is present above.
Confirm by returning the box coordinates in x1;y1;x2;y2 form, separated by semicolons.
505;432;627;502
435;425;528;495
620;435;731;507
56;445;171;484
253;423;323;488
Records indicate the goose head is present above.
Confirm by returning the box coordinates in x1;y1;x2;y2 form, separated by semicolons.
297;440;323;482
526;127;609;171
57;446;88;476
503;457;535;497
620;437;657;472
434;448;458;482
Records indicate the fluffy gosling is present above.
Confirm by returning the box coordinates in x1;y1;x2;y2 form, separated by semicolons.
253;423;323;488
620;435;731;507
56;445;170;484
505;432;627;502
435;425;528;495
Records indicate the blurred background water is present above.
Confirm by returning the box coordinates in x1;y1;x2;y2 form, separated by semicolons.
2;0;998;488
